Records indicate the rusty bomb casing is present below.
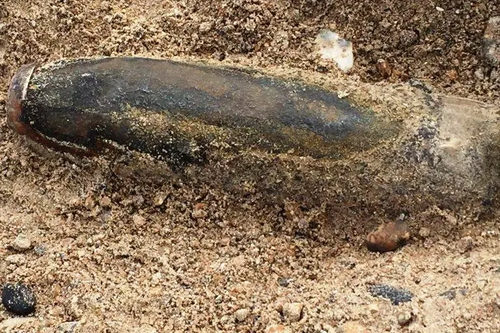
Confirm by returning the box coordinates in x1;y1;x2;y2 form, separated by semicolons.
7;57;397;168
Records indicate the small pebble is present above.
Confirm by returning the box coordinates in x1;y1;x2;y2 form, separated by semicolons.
2;284;37;315
199;22;213;33
282;302;304;322
368;284;413;305
234;308;250;322
440;287;467;300
458;236;474;253
408;79;433;93
57;321;81;333
418;227;431;238
153;192;167;206
367;303;379;314
12;234;32;252
33;245;46;256
132;214;146;227
191;209;207;219
397;312;413;326
278;277;290;287
365;221;410;253
376;59;392;78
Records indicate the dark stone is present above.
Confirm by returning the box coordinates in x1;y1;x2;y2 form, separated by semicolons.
440;287;467;300
278;277;290;287
408;79;433;93
2;283;36;315
368;284;413;305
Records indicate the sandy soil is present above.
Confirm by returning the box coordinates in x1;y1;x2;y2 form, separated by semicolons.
0;1;499;332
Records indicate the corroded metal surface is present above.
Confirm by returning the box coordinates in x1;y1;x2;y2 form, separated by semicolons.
7;57;397;167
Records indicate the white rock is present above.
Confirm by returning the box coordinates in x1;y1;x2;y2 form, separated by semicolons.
367;303;379;314
282;302;304;322
315;29;354;73
57;321;81;333
12;234;32;251
397;312;413;326
234;308;250;322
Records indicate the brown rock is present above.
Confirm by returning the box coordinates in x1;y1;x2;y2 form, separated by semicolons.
376;59;392;79
365;221;410;253
445;69;458;82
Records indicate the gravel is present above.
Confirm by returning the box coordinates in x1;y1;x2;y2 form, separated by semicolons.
367;284;414;306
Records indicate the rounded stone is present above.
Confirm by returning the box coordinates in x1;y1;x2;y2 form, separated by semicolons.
234;308;250;322
282;302;304;322
12;234;32;252
1;284;36;316
397;311;413;326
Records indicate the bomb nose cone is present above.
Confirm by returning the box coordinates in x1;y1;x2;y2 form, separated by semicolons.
6;63;36;135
